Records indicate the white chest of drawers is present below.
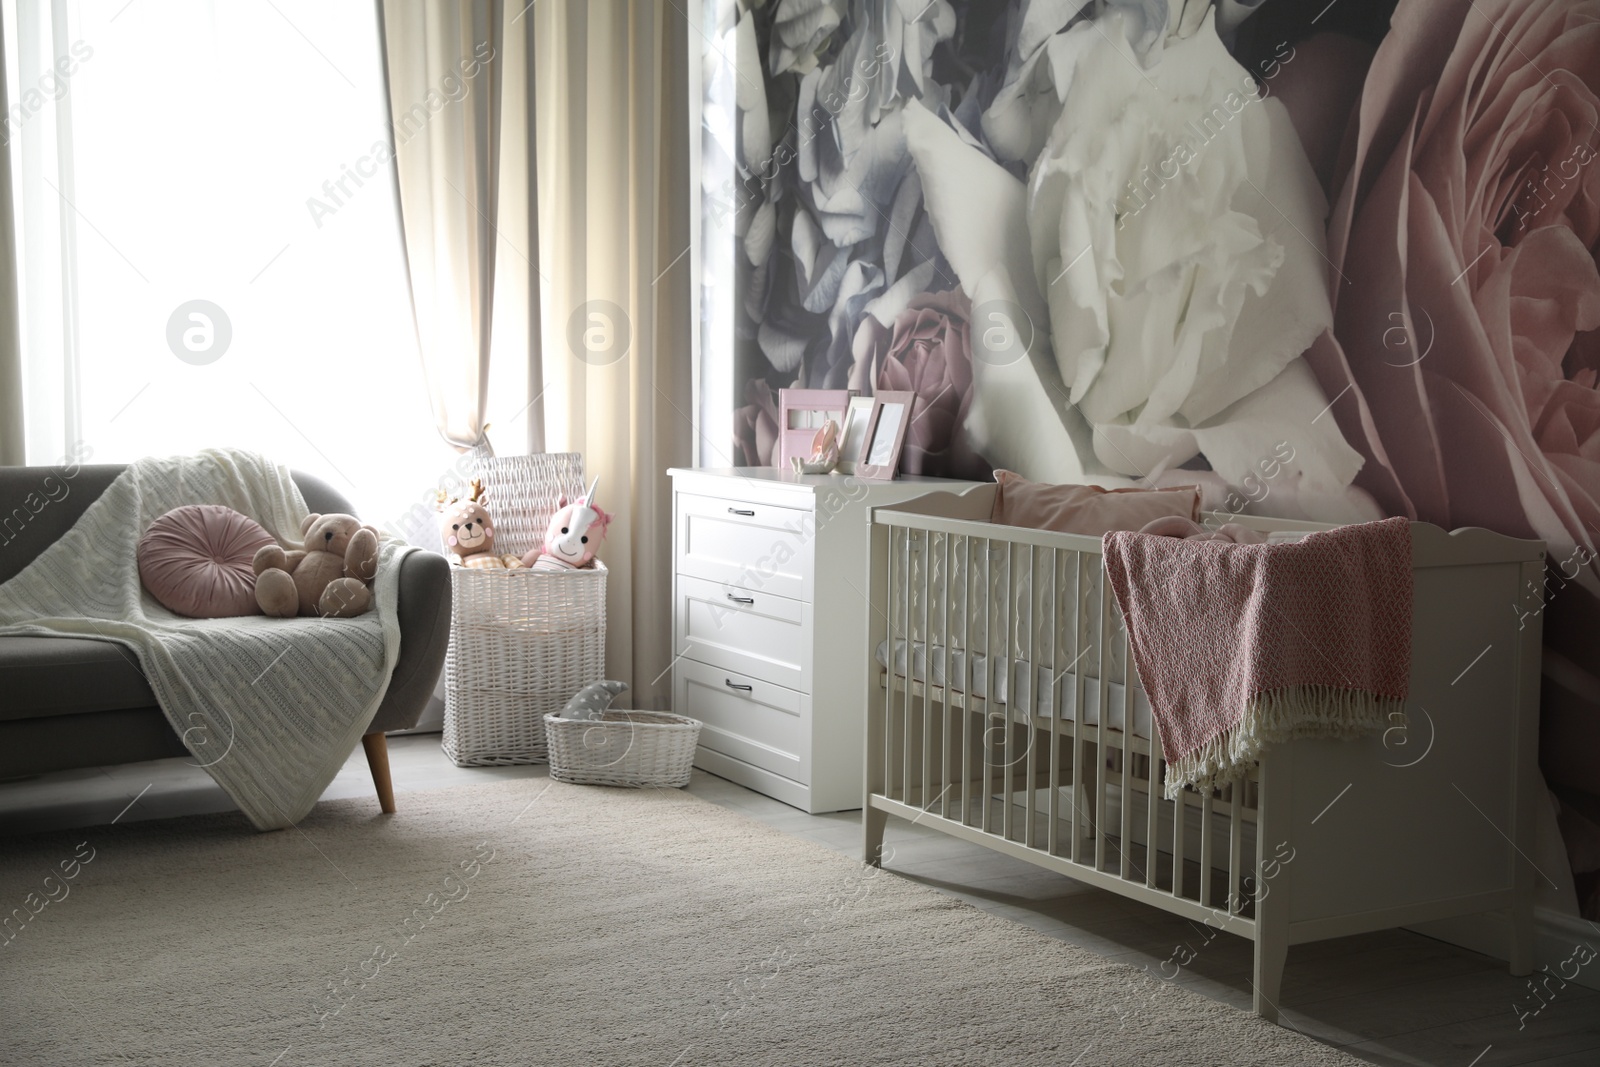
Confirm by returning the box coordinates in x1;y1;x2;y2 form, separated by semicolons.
668;467;976;813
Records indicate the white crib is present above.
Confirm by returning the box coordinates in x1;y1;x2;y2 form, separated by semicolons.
862;484;1546;1022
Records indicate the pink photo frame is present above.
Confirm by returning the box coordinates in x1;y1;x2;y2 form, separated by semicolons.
777;388;855;468
855;391;916;480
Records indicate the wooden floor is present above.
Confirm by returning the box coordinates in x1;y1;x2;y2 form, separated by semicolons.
3;734;1598;1066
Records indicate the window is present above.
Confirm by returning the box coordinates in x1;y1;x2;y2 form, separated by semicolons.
4;0;456;529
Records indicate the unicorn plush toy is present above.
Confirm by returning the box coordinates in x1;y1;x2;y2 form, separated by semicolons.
522;477;611;572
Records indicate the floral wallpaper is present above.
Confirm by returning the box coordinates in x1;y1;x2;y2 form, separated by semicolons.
700;0;1600;912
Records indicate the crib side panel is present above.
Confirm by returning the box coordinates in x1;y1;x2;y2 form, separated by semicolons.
1282;558;1534;935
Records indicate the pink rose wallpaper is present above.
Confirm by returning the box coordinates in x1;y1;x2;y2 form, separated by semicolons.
731;379;780;468
705;0;1600;914
1298;0;1600;914
860;290;990;479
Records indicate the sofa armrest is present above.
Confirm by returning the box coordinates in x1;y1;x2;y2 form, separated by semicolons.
366;549;452;734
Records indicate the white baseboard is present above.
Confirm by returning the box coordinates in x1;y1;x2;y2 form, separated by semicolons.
1409;907;1600;991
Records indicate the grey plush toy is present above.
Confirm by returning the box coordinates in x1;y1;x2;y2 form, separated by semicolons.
559;679;628;721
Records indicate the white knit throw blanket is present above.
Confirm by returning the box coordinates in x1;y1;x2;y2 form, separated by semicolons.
0;449;412;830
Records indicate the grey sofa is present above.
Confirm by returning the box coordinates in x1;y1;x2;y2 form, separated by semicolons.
0;463;451;815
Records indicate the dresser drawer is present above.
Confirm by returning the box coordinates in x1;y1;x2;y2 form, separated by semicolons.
675;574;809;690
675;492;814;602
675;659;804;783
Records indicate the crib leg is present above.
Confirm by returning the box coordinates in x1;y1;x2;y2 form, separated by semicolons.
1507;771;1536;975
863;805;890;867
1252;933;1288;1024
1508;894;1535;976
1252;749;1290;1024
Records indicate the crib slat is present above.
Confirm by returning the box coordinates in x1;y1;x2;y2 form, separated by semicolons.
1071;550;1086;866
1145;658;1159;891
921;529;933;814
1095;555;1111;875
1000;541;1014;843
982;536;993;835
901;531;914;806
1171;777;1184;902
1120;604;1132;883
940;531;952;822
1200;789;1214;908
1047;547;1060;857
1025;545;1039;848
1152;697;1164;889
1171;783;1184;902
961;534;972;828
885;527;897;803
1229;781;1244;914
1046;548;1059;853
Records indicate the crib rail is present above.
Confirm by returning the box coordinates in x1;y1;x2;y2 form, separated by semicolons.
865;519;1264;933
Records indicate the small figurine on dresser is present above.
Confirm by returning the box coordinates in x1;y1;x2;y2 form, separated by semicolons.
436;479;525;569
523;477;610;572
790;419;841;476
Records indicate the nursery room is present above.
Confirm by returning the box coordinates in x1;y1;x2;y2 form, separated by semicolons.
1;0;1599;1063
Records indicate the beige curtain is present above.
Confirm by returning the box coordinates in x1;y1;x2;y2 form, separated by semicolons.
0;14;25;467
379;0;543;453
380;0;691;701
533;1;692;704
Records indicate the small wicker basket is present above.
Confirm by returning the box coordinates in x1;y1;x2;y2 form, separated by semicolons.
441;452;607;767
543;711;702;788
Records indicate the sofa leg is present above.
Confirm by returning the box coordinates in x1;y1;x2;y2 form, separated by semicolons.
362;732;396;814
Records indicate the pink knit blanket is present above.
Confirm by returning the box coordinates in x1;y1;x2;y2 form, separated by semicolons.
1103;516;1413;797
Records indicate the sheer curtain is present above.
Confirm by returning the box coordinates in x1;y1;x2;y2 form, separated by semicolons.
0;11;21;466
378;0;543;455
4;0;76;467
1;0;454;522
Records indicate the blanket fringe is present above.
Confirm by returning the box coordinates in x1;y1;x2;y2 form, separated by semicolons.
1163;685;1403;799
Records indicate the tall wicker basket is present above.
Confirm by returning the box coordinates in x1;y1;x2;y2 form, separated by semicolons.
441;452;607;766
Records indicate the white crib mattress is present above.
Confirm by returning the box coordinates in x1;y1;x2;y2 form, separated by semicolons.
874;638;1154;739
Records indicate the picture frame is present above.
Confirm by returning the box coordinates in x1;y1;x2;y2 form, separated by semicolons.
856;391;915;481
777;388;855;469
835;396;875;475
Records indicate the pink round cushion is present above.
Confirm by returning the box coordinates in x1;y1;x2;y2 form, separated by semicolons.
137;504;277;618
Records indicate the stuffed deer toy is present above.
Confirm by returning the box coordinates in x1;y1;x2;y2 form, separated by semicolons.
522;477;611;572
436;479;524;570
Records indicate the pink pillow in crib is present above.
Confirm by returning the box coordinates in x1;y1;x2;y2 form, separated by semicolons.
137;504;277;618
990;471;1201;535
1137;515;1269;544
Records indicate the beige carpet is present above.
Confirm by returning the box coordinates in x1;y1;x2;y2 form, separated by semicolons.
0;779;1359;1066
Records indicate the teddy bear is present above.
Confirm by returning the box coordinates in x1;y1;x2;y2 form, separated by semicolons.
253;512;379;618
437;479;524;569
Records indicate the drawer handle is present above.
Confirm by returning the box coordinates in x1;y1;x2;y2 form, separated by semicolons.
726;594;754;604
727;507;755;516
724;679;753;692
